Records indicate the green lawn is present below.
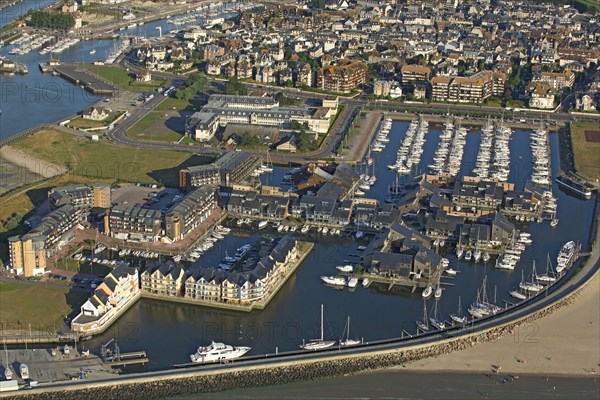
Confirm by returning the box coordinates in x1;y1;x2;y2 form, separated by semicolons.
67;111;123;129
127;111;185;142
0;281;89;330
570;122;600;182
55;257;80;273
11;128;192;186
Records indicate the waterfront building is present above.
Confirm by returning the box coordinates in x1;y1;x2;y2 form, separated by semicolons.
430;71;506;103
164;186;216;241
223;186;291;220
104;206;163;242
528;82;555;109
82;106;108;121
449;177;514;216
71;266;140;333
214;151;262;186
141;262;185;297
179;164;221;192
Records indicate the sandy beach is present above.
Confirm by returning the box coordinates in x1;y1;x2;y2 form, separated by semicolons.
0;145;66;179
402;271;600;376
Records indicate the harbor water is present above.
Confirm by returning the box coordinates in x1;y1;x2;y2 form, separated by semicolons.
80;121;596;371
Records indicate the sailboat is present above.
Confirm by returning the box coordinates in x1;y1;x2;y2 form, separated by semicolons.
3;340;12;380
300;304;336;350
416;299;429;331
429;299;446;330
450;296;466;324
339;316;361;346
535;254;557;283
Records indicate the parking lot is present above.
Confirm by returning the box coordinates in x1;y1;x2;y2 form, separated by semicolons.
110;184;184;212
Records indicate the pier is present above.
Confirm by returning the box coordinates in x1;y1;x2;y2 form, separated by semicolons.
54;65;116;95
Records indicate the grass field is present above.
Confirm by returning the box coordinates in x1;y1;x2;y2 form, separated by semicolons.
0;281;88;330
126;111;185;142
11;129;192;186
67;111;123;129
570;122;600;183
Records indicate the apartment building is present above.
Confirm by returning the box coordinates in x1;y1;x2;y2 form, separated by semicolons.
141;262;185;297
7;235;46;277
431;71;506;103
164;186;215;241
185;236;299;304
48;184;111;211
105;205;163;242
214;151;262;186
179;164;221;192
538;70;574;90
71;266;140;333
316;61;368;93
401;65;432;84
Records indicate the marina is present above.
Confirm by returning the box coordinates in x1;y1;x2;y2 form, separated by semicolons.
49;119;592;371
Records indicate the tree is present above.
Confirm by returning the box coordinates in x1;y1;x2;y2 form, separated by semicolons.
224;77;248;95
241;134;261;148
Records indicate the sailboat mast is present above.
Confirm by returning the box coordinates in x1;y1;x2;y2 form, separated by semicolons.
320;304;324;342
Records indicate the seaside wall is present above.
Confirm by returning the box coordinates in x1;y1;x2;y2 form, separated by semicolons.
3;267;595;400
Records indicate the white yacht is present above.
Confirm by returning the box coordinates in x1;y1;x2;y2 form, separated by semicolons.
321;276;346;286
300;305;336;350
336;265;354;273
340;316;361;347
190;341;251;363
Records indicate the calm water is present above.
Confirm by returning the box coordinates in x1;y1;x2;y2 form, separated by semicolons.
0;4;237;138
80;121;596;371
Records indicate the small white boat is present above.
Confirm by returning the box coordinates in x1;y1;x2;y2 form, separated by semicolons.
339;316;361;346
362;278;370;287
482;252;490;263
465;250;472;261
509;289;527;300
258;220;268;229
336;265;354;273
321;276;346;286
421;285;433;298
434;286;442;298
347;277;358;288
355;231;364;239
89;48;96;55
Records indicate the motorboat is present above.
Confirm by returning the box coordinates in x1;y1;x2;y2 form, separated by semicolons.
321;276;346;286
445;268;457;276
421;285;433;298
258;220;268;229
347;277;358;288
434;285;442;298
336;265;354;273
465;250;472;261
190;341;251;363
362;278;370;287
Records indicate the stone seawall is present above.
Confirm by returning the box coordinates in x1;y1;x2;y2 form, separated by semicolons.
2;275;589;400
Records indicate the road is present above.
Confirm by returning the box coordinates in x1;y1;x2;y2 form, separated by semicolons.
10;222;600;396
104;57;600;166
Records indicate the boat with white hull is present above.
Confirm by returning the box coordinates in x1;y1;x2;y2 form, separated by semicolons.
190;341;251;363
300;304;336;350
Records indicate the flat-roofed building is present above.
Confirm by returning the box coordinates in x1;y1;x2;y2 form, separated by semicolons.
316;61;368;93
164;186;215;241
7;235;46;277
105;205;162;242
431;71;506;103
401;64;431;84
179;164;221;192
